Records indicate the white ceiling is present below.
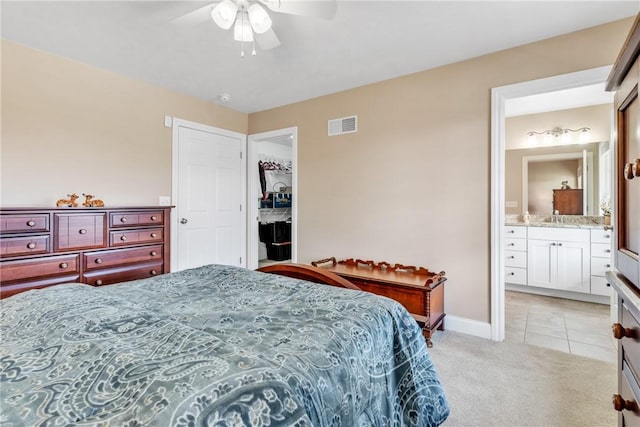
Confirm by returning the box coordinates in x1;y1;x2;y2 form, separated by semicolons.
505;83;615;118
2;1;638;114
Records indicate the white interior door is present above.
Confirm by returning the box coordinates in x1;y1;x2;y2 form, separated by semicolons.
175;124;245;271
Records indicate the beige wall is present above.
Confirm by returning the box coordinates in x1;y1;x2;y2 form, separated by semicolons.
528;159;580;214
1;18;633;324
1;39;248;206
248;18;633;323
505;104;612;150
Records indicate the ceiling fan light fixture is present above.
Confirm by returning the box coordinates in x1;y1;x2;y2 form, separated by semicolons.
234;11;254;42
248;4;272;34
211;0;238;30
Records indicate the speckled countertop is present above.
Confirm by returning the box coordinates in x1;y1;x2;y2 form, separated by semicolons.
505;214;608;229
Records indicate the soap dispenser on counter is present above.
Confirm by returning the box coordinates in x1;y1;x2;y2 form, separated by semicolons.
523;211;530;224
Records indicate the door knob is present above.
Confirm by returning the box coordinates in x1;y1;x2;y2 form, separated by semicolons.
180;218;188;224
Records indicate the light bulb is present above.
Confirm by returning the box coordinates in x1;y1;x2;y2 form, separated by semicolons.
544;131;553;145
248;4;272;34
579;128;590;143
561;130;571;143
211;0;238;30
527;133;536;145
234;11;254;42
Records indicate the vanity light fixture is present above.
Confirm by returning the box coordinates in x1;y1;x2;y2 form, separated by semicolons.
527;126;590;145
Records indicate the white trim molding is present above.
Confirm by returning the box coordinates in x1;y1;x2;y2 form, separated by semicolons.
444;316;492;340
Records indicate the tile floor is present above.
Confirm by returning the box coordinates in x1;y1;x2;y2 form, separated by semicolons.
505;290;616;363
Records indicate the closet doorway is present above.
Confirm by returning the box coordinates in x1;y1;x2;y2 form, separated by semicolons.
247;127;298;270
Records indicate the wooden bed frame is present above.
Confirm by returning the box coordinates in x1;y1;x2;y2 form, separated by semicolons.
257;263;362;290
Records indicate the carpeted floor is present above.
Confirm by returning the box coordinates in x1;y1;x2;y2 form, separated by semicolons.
428;331;617;427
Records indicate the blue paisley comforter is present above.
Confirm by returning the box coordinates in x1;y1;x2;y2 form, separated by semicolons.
0;264;449;426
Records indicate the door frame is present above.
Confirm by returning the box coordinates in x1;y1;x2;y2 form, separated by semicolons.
247;127;298;270
171;118;247;272
490;65;612;341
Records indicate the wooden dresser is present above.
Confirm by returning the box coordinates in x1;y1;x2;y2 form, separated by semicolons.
606;13;640;426
0;207;171;298
552;188;583;215
312;257;446;347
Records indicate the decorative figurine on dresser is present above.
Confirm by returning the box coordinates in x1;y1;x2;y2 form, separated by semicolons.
604;13;640;426
0;206;172;298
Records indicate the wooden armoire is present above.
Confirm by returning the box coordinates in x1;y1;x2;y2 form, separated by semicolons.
605;14;640;426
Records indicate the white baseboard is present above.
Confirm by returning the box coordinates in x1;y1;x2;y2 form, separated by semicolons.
444;315;492;340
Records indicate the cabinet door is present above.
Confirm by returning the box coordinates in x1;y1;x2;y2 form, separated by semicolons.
615;73;640;288
55;213;106;251
527;239;555;289
556;240;590;293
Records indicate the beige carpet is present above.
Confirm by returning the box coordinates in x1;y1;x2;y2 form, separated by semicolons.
429;331;616;427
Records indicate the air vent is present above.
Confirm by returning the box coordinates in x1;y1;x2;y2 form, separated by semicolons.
328;115;357;136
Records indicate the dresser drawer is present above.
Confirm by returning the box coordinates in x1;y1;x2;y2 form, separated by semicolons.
620;303;640;385
620;361;640;427
528;226;589;243
591;242;613;258
110;228;164;247
84;261;163;286
505;226;526;239
591;257;612;277
0;254;79;282
591;228;613;244
1;235;50;257
0;213;49;234
0;274;81;298
590;276;612;296
505;267;527;285
505;250;527;268
54;213;106;251
505;238;527;252
110;211;164;228
84;245;163;270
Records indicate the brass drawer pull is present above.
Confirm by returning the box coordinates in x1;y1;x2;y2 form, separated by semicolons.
59;262;68;269
151;233;157;238
120;217;127;223
79;229;87;235
95;279;103;286
120;236;127;241
150;270;157;276
613;323;636;339
150;251;157;256
26;220;36;227
151;216;157;221
26;242;36;249
95;258;103;264
613;394;638;412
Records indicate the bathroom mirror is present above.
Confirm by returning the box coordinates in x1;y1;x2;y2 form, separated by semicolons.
504;142;605;217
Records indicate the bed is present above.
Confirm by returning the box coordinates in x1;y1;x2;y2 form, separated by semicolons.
0;263;449;426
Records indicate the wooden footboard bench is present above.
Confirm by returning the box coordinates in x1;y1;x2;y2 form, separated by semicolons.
310;257;447;347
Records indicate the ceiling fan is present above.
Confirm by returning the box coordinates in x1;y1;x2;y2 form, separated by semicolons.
172;0;338;56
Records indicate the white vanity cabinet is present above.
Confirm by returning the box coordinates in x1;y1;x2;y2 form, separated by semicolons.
590;228;613;296
527;227;590;294
505;225;527;285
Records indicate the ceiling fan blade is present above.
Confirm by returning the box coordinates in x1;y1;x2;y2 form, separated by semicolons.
255;28;281;50
261;0;337;19
171;4;214;26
